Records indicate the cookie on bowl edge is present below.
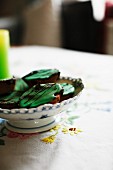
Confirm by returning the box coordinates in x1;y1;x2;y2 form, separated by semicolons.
22;69;60;87
60;83;75;101
0;77;16;95
0;78;29;109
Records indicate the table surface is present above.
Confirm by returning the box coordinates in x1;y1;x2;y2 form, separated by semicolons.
0;46;113;170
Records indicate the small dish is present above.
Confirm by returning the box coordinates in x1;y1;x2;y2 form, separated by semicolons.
0;76;84;133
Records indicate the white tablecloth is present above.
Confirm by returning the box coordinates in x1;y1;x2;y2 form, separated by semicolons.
0;46;113;170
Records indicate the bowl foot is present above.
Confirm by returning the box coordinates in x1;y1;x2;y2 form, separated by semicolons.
5;116;61;133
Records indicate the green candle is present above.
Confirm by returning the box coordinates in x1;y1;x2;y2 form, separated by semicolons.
0;29;12;80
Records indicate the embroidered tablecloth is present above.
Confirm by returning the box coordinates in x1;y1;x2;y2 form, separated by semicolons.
0;46;113;170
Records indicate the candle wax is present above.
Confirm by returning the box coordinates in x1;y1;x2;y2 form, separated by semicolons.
0;30;11;80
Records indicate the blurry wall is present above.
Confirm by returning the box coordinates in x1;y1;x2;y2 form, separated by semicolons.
0;0;113;55
61;0;105;54
61;0;113;55
0;0;31;17
22;0;113;55
23;0;62;47
0;0;35;45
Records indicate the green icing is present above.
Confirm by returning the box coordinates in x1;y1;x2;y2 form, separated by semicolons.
0;91;23;108
24;69;59;80
19;83;63;108
0;79;29;108
15;78;29;91
61;83;75;96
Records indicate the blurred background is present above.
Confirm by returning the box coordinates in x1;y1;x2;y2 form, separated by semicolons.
0;0;113;55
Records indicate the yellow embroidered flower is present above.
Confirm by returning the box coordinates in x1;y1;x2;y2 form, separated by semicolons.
75;129;83;134
62;127;69;134
70;131;75;136
62;127;83;135
69;128;83;135
41;124;83;144
41;135;56;144
41;131;58;144
50;125;61;132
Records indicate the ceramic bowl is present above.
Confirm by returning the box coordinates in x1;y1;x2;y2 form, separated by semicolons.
0;76;84;133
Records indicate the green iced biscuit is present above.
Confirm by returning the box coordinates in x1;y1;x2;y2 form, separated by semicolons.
22;69;60;86
0;91;23;109
19;83;63;108
60;83;75;101
14;78;29;91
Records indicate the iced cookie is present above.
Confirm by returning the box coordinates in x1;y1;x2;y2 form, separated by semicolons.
22;69;60;87
60;83;75;101
0;77;16;95
0;78;29;109
19;83;63;108
0;91;23;109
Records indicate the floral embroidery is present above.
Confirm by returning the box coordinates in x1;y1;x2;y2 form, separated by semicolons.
7;131;19;138
62;127;82;136
41;125;82;144
0;114;83;145
50;124;61;131
41;132;58;144
0;119;38;145
66;115;80;125
62;127;69;134
7;131;38;139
